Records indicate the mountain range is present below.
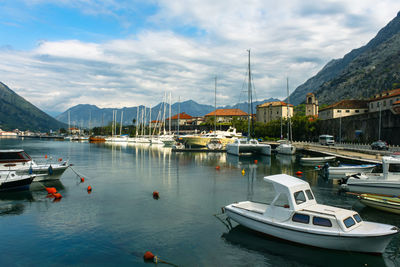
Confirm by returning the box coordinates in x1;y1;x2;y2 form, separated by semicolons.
55;98;279;128
289;11;400;105
0;82;66;131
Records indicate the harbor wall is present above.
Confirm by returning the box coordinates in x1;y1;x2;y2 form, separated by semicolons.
319;110;400;145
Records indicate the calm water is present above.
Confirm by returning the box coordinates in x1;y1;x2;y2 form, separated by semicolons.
1;138;400;267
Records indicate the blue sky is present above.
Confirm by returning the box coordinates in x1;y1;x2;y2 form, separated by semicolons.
1;0;400;115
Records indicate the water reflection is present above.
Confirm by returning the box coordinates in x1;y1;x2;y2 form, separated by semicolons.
222;225;390;267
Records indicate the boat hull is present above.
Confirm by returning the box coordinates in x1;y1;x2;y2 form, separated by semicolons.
182;136;234;148
359;194;400;214
0;175;34;191
226;143;271;156
225;206;395;254
342;178;400;195
328;165;376;175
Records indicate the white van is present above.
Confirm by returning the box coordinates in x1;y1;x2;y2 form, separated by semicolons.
319;135;335;146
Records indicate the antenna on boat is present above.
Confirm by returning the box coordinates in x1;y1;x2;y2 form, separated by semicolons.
214;76;217;135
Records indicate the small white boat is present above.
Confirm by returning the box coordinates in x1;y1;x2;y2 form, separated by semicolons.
226;138;271;156
172;142;185;150
341;155;400;195
0;171;36;191
276;143;296;155
299;156;336;165
0;150;70;181
327;164;376;176
224;174;398;254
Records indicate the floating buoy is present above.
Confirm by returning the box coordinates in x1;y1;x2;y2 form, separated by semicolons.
143;251;155;261
296;171;303;176
254;160;258;164
317;165;321;168
45;187;57;194
87;186;92;193
45;155;48;159
215;165;220;170
80;177;85;183
153;191;160;199
52;192;62;199
58;158;63;162
241;169;245;176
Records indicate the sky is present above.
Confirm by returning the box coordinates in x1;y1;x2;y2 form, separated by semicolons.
1;1;400;115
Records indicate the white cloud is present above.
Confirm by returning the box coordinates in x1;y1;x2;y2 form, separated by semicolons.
1;0;400;113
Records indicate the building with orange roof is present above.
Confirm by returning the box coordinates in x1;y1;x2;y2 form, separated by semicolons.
204;109;248;123
318;100;368;120
165;112;194;127
256;101;293;124
369;88;400;113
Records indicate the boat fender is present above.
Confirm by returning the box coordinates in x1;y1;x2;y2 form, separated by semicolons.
241;169;245;176
52;193;62;199
254;160;258;164
45;155;48;159
80;177;85;183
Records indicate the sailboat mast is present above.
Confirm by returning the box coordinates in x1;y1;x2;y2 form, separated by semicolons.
169;92;172;135
214;76;217;134
136;106;139;137
120;110;123;135
247;49;251;139
68;110;71;135
177;96;180;136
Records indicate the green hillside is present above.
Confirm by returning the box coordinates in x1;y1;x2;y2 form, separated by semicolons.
0;82;66;131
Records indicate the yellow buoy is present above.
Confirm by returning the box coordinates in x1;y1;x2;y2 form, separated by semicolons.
241;169;245;176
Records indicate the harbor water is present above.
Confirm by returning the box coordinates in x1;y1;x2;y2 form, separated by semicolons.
1;138;400;266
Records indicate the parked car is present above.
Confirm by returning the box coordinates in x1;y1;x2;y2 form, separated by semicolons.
371;140;389;150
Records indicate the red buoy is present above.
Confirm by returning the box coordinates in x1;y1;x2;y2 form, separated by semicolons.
317;165;321;168
296;171;303;176
45;155;48;159
215;165;220;170
87;186;92;193
254;160;258;164
45;187;57;194
153;191;160;199
58;158;63;162
80;177;85;183
143;251;155;261
52;193;62;199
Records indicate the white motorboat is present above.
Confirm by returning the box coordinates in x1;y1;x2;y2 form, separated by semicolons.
226;138;271;156
0;170;36;191
299;156;336;165
172;142;185;150
0;150;69;181
105;135;129;143
224;174;398;254
327;164;376;176
341;155;400;195
276;143;296;155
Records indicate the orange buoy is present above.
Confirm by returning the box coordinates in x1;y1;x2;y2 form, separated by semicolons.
52;193;62;199
153;191;160;199
215;165;220;170
45;155;48;159
58;158;63;162
45;187;57;194
143;251;155;261
80;177;85;183
87;186;92;193
254;160;258;164
296;171;303;176
317;165;321;168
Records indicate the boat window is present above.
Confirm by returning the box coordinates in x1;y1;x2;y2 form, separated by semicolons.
389;164;400;172
313;217;332;227
343;217;356;228
20;152;32;160
294;191;307;204
0;152;25;161
292;213;310;224
305;189;314;200
353;214;362;223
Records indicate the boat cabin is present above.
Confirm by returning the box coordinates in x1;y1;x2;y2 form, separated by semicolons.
382;156;400;178
0;150;32;164
263;174;363;232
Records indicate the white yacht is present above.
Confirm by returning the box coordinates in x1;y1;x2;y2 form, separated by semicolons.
341;155;400;195
0;170;37;191
226;138;271;156
276;143;296;155
224;174;398;254
0;149;70;181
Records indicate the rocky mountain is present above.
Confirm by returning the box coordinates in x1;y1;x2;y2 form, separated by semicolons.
289;11;400;105
56;98;279;128
0;82;66;131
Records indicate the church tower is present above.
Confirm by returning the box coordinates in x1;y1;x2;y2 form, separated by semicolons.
305;93;318;116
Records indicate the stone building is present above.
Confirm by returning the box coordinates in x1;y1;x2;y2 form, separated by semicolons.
305;93;318;116
318;100;368;120
256;101;293;124
204;109;248;123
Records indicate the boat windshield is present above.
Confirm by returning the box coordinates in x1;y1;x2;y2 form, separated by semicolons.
343;217;356;228
389;164;400;172
0;151;31;162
